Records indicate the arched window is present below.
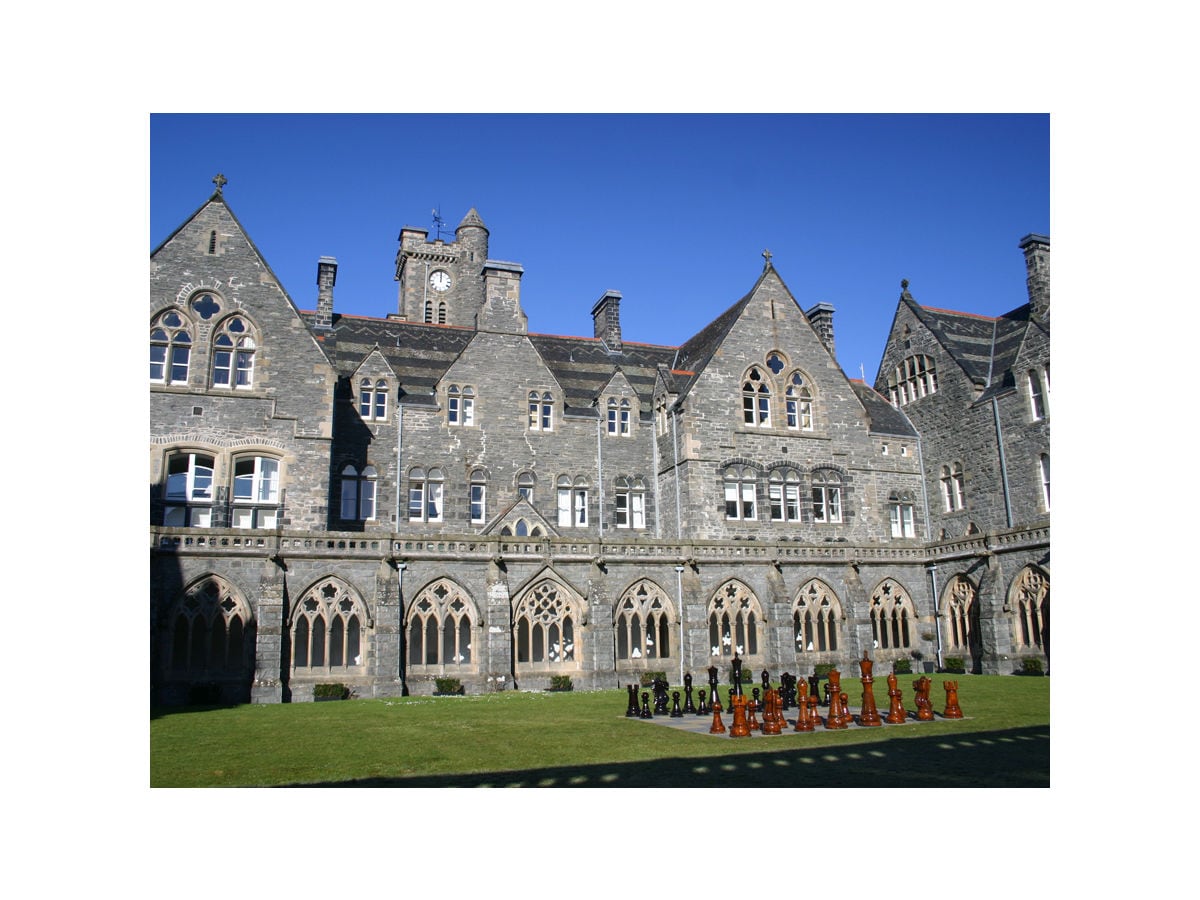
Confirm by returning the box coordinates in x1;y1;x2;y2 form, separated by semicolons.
291;578;366;671
340;464;377;521
613;475;647;529
943;576;977;652
869;579;916;650
1039;453;1050;512
407;579;476;669
211;315;257;389
556;475;588;527
742;367;771;427
887;354;937;407
150;309;192;385
811;469;843;524
164;451;214;527
408;467;444;522
528;391;554;431
437;301;447;325
793;579;841;653
516;471;535;503
448;385;475;426
168;577;252;677
1028;368;1048;420
768;468;802;522
1011;566;1049;652
723;465;757;521
231;455;280;529
941;463;966;512
424;300;434;324
785;372;813;430
607;398;631;435
359;379;388;421
615;580;673;661
707;580;762;659
514;580;579;667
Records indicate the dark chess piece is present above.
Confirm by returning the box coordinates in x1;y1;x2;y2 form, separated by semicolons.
697;688;709;715
709;696;726;734
943;680;964;718
625;683;639;717
654;678;669;715
825;670;847;729
808;673;822;705
729;693;751;737
671;691;683;717
752;687;762;712
684;674;697;713
640;691;653;719
885;672;906;724
858;675;882;726
761;669;771;698
731;655;744;697
823;680;833;707
780;673;794;711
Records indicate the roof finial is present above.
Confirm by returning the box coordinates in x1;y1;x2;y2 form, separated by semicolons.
762;248;773;271
212;173;228;194
900;278;913;301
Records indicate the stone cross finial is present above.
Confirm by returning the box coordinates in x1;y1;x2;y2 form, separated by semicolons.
213;173;228;193
762;248;772;270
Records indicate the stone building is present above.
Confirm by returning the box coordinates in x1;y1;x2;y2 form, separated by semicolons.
150;184;1050;704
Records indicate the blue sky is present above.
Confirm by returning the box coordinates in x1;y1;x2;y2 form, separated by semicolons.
151;113;1048;384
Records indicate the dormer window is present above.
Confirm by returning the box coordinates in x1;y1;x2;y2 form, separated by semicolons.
607;398;631;435
359;379;388;421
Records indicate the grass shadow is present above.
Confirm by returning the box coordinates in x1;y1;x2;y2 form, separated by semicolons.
291;724;1049;788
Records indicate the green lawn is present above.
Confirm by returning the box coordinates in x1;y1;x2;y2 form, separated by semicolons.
150;675;1049;787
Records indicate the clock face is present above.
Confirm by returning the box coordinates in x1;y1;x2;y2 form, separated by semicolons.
430;270;452;292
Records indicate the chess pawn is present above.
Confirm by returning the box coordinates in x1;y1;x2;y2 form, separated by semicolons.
671;691;684;717
746;695;761;732
839;692;852;727
710;696;726;734
684;680;697;715
697;688;709;715
885;677;907;724
794;691;814;731
943;681;963;718
729;693;751;737
752;687;762;712
808;694;821;729
640;691;653;719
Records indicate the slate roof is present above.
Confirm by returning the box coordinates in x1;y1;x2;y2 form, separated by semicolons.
849;381;918;437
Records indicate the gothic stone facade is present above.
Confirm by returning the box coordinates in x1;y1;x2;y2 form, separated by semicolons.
150;192;1050;705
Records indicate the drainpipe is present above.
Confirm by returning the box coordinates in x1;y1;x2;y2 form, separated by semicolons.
675;564;686;687
927;563;942;670
991;397;1014;528
396;399;404;527
396;561;408;695
671;405;682;539
596;409;604;536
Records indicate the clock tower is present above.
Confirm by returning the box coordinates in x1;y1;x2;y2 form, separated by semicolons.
394;208;490;327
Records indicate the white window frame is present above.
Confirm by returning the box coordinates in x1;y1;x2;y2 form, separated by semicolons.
1039;453;1050;511
470;471;487;523
150;310;193;386
529;391;553;432
231;456;280;529
341;465;377;521
890;500;915;538
811;472;843;524
164;452;214;527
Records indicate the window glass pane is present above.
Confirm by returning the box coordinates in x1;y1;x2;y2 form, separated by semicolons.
557;489;571;526
233;459;254;500
614;492;628;526
632;493;645;528
409;485;423;520
171;346;190;383
360;479;375;519
342;480;358;519
257;459;279;502
235;351;254;386
212;350;231;385
258;508;278;529
232;507;254;528
427;482;443;520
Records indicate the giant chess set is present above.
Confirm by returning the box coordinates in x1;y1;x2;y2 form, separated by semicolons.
625;653;964;737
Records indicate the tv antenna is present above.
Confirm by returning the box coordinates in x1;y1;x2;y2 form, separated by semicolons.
431;206;447;241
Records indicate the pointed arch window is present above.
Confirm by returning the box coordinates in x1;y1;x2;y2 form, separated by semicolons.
1013;567;1049;652
785;372;813;430
615;580;673;661
707;581;761;658
407;579;475;669
742;367;771;427
168;577;252;677
888;354;937;406
793;580;841;653
150;309;192;385
870;580;916;650
292;579;366;671
211;315;257;389
944;576;977;652
514;581;578;667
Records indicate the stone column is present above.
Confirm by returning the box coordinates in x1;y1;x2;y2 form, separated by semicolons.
372;558;403;697
484;559;513;692
252;557;285;703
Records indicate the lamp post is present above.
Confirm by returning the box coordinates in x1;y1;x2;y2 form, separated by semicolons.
675;565;686;687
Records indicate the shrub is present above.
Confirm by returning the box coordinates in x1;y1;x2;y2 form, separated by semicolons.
434;677;464;696
892;659;913;674
313;683;350;700
813;663;835;678
943;657;966;674
1020;657;1044;676
640;671;666;687
548;675;574;692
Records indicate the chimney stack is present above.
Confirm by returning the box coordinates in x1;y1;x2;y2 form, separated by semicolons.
805;302;836;358
592;290;623;351
315;256;337;329
1019;234;1049;325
